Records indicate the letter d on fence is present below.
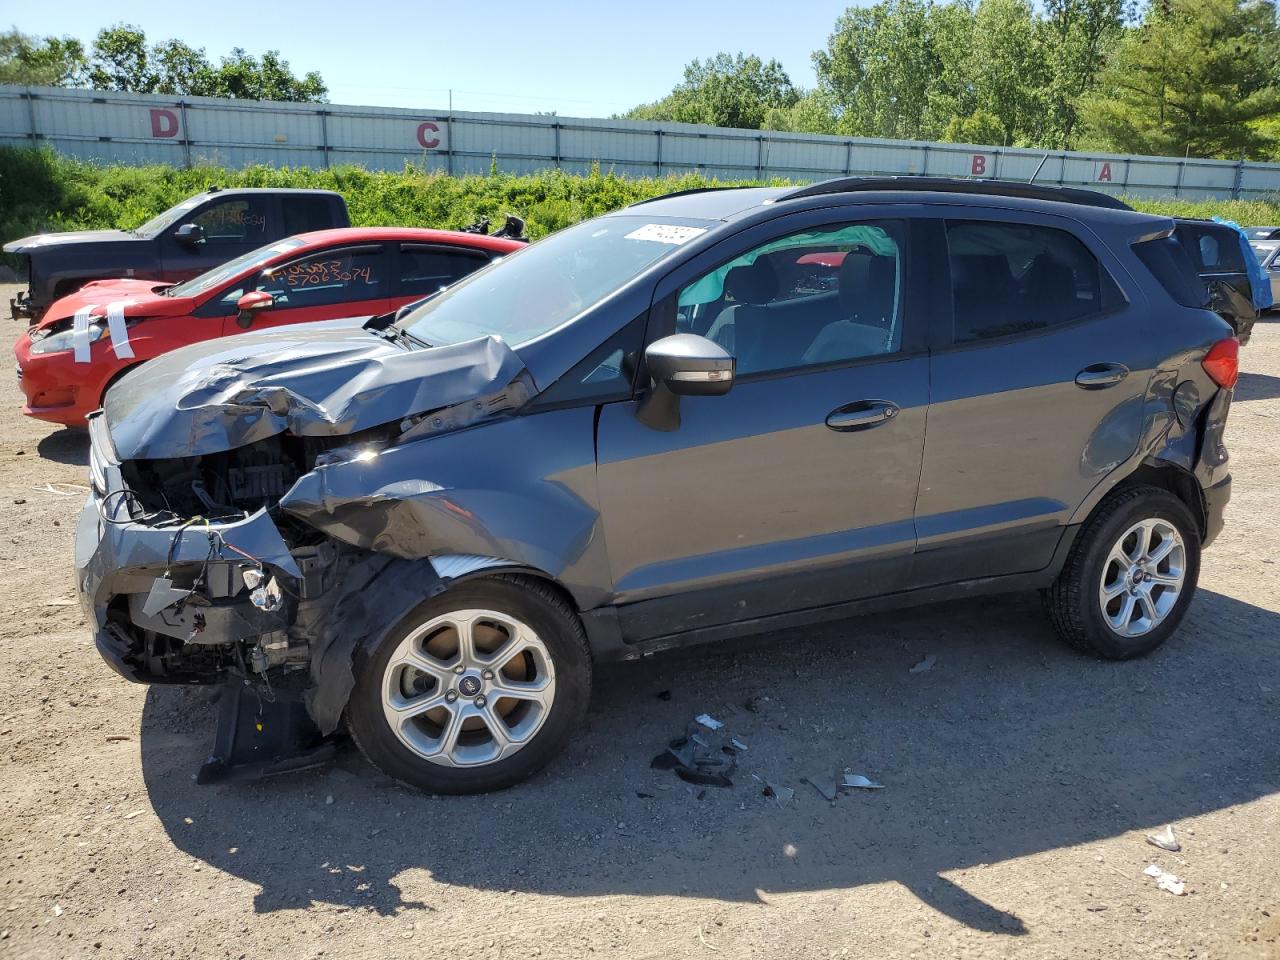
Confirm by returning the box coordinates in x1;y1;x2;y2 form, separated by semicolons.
150;109;179;138
417;122;440;150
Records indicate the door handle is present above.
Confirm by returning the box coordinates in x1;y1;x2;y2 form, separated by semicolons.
825;399;900;432
1074;363;1129;389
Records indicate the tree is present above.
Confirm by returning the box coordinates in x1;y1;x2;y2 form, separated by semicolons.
1079;0;1280;158
1039;0;1128;147
623;53;799;129
83;24;327;102
941;108;1008;144
0;29;86;86
762;90;838;134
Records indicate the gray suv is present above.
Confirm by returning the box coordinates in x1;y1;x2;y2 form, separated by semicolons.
76;178;1236;793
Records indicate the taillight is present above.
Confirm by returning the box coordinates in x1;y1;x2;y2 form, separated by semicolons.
1201;337;1239;389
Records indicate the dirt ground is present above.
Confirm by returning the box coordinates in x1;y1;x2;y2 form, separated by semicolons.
0;281;1277;960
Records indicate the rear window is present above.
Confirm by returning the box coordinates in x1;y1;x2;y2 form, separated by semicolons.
1177;223;1246;273
1133;236;1209;308
283;196;339;234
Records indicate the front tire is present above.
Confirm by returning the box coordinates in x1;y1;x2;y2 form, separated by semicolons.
1045;486;1201;659
346;575;591;794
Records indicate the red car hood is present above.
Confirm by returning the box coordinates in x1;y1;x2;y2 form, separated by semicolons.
34;279;193;331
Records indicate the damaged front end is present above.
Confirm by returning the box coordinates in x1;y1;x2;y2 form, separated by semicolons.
75;322;538;780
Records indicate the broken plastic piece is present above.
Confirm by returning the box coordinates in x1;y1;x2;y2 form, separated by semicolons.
804;775;839;802
840;773;885;790
909;654;937;674
1142;864;1186;896
765;781;794;807
1146;825;1181;852
695;713;723;730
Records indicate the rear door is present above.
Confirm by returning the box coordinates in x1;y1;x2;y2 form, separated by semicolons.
392;243;496;309
211;244;393;335
159;194;278;282
911;211;1149;587
594;209;930;642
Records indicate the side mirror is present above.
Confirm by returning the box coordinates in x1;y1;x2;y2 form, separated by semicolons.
235;290;274;328
645;333;735;397
636;334;735;432
174;223;205;248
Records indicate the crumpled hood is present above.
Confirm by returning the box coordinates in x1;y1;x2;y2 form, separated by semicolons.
3;229;138;253
103;320;527;461
34;279;181;330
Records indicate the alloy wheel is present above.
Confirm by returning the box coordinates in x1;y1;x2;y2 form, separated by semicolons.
1097;518;1186;638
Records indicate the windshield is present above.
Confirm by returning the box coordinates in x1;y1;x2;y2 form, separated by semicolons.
398;215;712;347
1252;241;1279;265
166;238;307;298
133;197;208;238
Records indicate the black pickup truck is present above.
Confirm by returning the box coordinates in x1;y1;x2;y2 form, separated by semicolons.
5;187;349;323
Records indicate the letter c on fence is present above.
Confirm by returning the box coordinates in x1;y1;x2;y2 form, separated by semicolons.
150;109;180;139
970;154;987;176
417;122;440;150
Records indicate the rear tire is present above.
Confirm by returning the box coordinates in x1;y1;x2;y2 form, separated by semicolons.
1045;486;1200;659
346;575;591;794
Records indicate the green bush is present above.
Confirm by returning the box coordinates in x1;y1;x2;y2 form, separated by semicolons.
4;146;1280;268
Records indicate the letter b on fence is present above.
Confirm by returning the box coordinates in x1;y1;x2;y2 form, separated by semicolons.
150;109;180;138
971;154;988;176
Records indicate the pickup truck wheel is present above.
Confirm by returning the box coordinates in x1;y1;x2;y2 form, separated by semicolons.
346;575;591;794
1045;486;1200;659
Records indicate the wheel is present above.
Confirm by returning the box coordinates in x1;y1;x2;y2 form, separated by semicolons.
346;575;591;794
1045;486;1200;659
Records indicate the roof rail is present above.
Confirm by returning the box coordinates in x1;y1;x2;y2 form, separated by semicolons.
627;185;756;208
775;176;1132;211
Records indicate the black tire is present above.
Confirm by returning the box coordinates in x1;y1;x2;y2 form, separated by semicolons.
346;574;591;794
1045;485;1201;659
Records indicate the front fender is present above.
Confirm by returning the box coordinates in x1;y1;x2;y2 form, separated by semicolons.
280;406;614;610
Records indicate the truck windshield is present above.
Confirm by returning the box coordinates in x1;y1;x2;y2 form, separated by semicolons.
397;215;713;347
166;239;307;298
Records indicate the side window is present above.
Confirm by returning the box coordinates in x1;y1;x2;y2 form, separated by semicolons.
946;220;1124;343
191;197;271;245
675;220;905;376
254;247;385;309
282;196;337;235
537;313;647;406
399;245;493;297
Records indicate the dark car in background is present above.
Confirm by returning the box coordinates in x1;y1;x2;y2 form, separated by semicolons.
76;177;1236;794
5;187;350;322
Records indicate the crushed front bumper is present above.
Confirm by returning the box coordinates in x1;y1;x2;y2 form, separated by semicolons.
75;413;303;683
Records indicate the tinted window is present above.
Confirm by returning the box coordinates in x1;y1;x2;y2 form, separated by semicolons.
399;245;493;297
252;247;385;309
538;313;647;406
1133;236;1209;308
1178;223;1245;273
282;196;337;235
677;221;905;375
946;220;1123;343
192;197;272;245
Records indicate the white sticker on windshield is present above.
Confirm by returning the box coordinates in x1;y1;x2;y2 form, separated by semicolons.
625;224;706;245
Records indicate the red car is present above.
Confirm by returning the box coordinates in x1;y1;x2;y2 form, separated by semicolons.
14;227;522;427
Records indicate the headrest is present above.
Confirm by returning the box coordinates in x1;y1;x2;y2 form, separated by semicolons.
724;258;779;305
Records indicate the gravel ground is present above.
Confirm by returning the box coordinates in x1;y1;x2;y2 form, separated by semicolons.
0;281;1277;960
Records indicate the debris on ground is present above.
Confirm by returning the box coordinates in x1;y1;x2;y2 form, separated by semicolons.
655;690;672;701
1143;864;1187;896
1147;825;1181;852
840;773;885;790
651;718;746;788
804;774;840;802
763;781;794;807
909;654;937;674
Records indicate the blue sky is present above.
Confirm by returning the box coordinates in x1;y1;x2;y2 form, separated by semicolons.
9;1;862;115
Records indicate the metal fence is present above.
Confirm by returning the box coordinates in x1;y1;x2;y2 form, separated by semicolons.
4;84;1280;201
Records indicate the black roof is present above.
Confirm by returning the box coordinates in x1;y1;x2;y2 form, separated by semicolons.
775;176;1132;210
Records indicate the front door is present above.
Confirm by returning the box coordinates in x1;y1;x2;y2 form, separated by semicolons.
160;194;278;283
912;213;1150;586
595;214;929;643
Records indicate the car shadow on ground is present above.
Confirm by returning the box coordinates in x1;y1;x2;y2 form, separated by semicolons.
1235;371;1280;403
138;588;1280;934
36;428;88;466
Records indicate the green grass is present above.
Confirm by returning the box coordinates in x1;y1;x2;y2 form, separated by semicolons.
3;146;1279;267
